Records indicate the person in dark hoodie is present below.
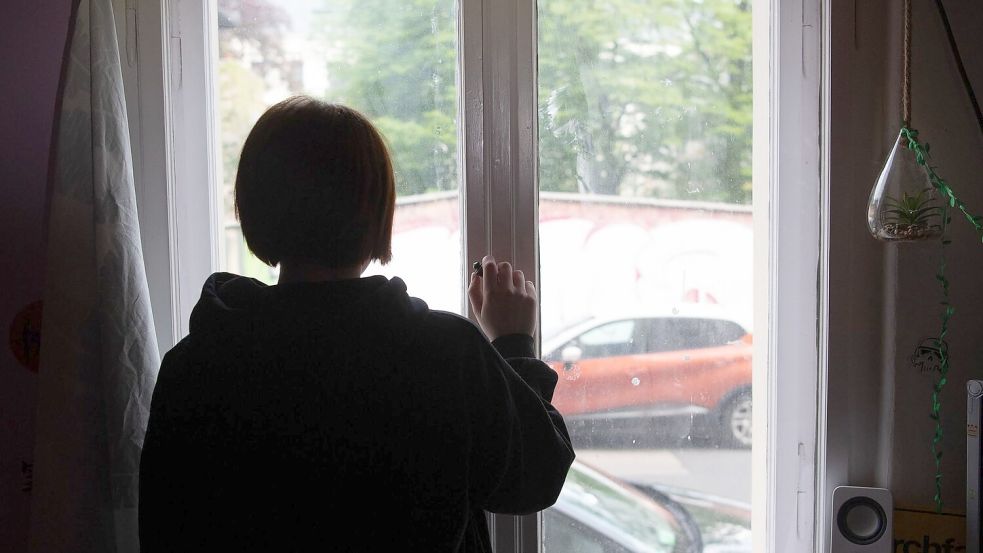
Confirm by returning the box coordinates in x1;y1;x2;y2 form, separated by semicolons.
138;96;575;552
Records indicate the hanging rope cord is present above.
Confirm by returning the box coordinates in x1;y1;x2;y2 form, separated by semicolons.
902;0;912;125
899;0;983;514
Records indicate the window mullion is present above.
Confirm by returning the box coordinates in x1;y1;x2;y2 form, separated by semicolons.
120;0;174;351
460;0;485;317
161;0;220;343
753;0;824;550
460;0;538;299
460;0;540;549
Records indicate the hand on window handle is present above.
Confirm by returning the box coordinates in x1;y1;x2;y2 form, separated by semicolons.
468;255;538;341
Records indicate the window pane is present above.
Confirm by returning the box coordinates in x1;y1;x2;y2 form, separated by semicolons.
538;0;754;548
215;0;462;313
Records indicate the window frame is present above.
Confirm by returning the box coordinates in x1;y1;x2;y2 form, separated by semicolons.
119;0;829;550
752;0;826;549
116;0;221;346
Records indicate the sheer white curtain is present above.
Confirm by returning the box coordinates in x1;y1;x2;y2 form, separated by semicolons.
31;0;159;551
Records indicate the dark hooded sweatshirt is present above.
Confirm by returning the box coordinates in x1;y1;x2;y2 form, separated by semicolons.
138;272;575;552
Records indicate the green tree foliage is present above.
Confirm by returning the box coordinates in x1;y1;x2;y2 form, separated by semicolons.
216;0;294;205
538;0;752;202
311;0;459;196
218;0;751;203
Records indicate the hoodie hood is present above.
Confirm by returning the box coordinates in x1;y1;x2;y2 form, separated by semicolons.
187;272;429;345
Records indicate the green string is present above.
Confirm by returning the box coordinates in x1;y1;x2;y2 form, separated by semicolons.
901;126;983;513
930;202;951;515
901;127;983;240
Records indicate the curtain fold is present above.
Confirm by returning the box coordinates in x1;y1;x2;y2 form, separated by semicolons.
31;0;160;551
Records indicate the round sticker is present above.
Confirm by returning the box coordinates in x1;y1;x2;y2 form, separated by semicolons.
9;300;42;372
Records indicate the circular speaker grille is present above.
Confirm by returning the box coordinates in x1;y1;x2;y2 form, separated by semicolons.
836;496;887;545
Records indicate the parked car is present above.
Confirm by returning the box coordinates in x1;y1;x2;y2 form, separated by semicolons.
542;306;753;448
548;459;752;552
628;483;754;553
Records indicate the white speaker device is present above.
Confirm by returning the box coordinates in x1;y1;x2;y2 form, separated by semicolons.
830;486;893;552
968;380;982;553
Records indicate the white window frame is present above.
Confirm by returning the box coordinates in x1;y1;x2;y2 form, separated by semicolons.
115;0;221;346
753;0;826;550
119;0;829;550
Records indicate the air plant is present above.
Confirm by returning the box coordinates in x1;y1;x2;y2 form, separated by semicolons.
881;188;942;240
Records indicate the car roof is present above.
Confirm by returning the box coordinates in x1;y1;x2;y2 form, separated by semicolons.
543;305;750;351
638;482;751;517
553;460;753;553
551;460;685;553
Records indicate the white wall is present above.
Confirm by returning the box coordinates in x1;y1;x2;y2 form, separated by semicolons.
827;0;983;513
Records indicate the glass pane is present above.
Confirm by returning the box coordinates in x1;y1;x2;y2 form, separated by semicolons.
215;0;462;313
538;0;754;549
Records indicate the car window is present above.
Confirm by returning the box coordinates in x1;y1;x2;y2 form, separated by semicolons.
645;318;746;352
707;320;747;345
574;320;640;360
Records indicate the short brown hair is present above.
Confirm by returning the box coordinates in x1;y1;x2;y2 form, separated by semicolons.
234;96;395;268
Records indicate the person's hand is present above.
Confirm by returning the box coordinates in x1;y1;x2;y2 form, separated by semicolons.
468;255;538;341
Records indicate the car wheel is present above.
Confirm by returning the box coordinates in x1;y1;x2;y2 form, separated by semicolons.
719;391;752;449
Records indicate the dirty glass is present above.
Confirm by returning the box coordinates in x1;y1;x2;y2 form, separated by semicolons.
538;0;755;549
214;0;462;313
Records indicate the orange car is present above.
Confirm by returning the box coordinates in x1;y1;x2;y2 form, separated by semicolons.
542;307;753;448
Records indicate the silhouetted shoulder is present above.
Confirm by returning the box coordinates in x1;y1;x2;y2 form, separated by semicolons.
424;309;488;340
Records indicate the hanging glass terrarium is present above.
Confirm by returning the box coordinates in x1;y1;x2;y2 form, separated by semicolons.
866;0;943;243
866;129;941;241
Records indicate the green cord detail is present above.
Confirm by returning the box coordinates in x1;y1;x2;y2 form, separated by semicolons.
900;126;983;513
901;127;983;240
930;206;950;515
